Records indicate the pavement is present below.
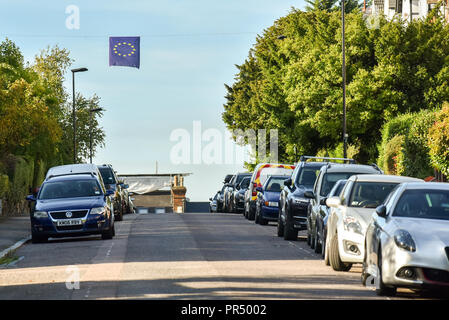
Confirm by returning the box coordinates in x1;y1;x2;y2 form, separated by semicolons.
0;215;31;257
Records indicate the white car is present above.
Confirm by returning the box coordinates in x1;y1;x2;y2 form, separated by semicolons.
362;182;449;296
326;174;423;271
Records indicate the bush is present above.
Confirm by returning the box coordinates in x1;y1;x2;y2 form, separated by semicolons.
0;174;9;198
3;155;34;214
402;110;436;178
428;103;449;176
378;110;435;178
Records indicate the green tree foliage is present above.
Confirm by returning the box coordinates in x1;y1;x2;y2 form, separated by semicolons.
223;8;449;165
0;38;105;213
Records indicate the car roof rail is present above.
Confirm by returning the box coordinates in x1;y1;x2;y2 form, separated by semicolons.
370;163;384;174
46;172;96;180
299;155;356;164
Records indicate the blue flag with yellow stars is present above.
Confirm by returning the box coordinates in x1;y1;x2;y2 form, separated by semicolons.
109;36;140;68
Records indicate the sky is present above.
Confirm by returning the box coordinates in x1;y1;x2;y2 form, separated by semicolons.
0;0;306;201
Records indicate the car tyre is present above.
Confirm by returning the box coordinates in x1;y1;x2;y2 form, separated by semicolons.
31;232;47;244
283;213;298;241
102;224;114;240
376;248;397;297
314;222;322;254
323;232;330;265
329;233;352;272
277;210;285;237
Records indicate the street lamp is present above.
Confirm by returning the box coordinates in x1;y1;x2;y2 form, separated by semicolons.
342;0;348;158
89;107;104;164
71;67;88;164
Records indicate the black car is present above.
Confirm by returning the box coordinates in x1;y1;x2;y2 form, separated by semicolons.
278;157;334;240
97;164;129;221
223;172;252;213
232;176;251;214
315;179;347;262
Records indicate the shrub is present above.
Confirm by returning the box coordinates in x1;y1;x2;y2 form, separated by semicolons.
378;110;435;178
428;103;449;176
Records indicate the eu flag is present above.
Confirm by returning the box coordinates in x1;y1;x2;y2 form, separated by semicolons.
109;36;140;69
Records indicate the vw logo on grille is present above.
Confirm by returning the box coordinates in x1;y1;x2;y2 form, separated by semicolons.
65;211;73;218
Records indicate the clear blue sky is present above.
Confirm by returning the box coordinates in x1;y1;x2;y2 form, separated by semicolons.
0;0;305;201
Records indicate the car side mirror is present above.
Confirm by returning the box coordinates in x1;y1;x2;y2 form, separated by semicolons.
376;205;387;218
326;196;341;208
304;191;315;199
209;198;213;201
256;187;263;193
235;185;240;190
320;197;327;205
284;178;292;187
124;184;129;189
26;195;36;201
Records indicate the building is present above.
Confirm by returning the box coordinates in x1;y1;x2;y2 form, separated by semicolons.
118;173;191;213
371;0;448;21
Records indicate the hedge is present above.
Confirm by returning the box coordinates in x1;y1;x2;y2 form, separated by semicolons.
378;110;436;179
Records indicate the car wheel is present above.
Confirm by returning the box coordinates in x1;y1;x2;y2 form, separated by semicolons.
255;205;260;224
283;212;298;241
329;233;352;272
307;233;311;246
248;205;255;221
323;231;329;265
376;247;397;297
102;224;114;240
31;232;47;244
314;222;322;254
277;209;285;237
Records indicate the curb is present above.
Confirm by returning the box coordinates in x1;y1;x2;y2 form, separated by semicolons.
0;236;31;260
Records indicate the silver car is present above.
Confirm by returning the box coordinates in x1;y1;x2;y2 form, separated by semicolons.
362;182;449;296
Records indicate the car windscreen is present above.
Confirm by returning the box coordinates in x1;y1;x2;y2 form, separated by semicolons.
265;177;285;192
240;177;250;189
39;179;102;200
393;189;449;220
259;167;293;186
295;167;321;189
99;167;116;185
349;182;398;208
235;174;251;185
329;180;347;197
320;172;360;197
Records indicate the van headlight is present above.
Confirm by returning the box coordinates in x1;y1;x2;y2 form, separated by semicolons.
33;211;48;218
90;207;106;215
394;230;416;252
343;215;363;235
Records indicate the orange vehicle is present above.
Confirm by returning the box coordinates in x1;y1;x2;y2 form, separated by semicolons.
244;163;295;220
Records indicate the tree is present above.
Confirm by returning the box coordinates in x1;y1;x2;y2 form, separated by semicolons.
223;8;449;165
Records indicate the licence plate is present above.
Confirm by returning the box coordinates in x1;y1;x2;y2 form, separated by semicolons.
56;219;83;226
269;202;279;207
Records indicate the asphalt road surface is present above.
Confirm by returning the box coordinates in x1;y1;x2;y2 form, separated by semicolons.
0;212;424;300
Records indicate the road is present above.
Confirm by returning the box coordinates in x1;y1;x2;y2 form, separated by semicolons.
0;212;422;300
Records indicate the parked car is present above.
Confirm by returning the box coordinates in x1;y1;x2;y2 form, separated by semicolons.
216;184;227;212
26;173;115;243
306;163;383;246
316;179;347;264
362;182;449;296
325;174;423;272
209;192;219;213
244;163;295;221
233;176;251;214
223;172;252;213
278;157;344;240
45;163;101;181
97;164;129;221
254;175;286;225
